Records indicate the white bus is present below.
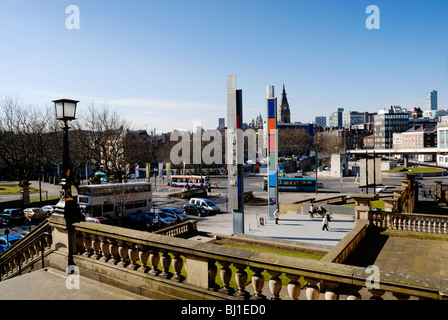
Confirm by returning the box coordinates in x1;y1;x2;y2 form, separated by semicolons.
77;182;152;219
169;175;211;188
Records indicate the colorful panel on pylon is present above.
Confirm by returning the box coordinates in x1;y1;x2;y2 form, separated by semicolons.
267;98;277;187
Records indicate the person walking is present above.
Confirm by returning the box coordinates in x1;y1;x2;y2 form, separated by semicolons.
309;204;316;218
322;212;330;231
274;209;279;224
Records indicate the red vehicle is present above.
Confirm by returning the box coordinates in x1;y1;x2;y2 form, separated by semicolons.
85;217;115;225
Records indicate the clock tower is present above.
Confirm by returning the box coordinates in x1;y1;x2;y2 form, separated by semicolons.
279;84;291;123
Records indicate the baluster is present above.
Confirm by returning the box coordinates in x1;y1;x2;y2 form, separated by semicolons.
423;219;427;233
218;261;234;295
369;289;385;300
444;219;448;235
159;251;172;278
393;292;410;300
172;253;184;282
397;216;402;230
110;240;120;265
324;281;339;300
100;238;111;262
208;260;219;291
417;217;422;232
138;246;150;273
118;242;129;267
286;274;301;300
346;285;362;300
76;233;85;255
83;234;93;257
304;278;320;300
267;271;282;300
149;249;161;275
128;244;139;270
23;249;30;264
250;267;266;300
234;264;250;299
29;244;36;259
93;236;102;260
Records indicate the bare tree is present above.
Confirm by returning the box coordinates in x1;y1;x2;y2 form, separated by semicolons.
0;94;52;181
73;103;134;182
278;127;311;156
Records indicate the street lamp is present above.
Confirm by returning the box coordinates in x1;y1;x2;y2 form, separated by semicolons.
53;99;84;225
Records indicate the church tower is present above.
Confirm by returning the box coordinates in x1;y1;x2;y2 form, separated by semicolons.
279;84;291;123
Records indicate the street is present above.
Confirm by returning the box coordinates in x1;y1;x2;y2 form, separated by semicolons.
1;172;445;240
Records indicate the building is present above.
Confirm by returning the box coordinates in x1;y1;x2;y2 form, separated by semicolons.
373;106;409;149
343;111;368;129
278;85;291;123
401;125;437;149
217;118;225;130
328;108;344;128
426;90;438;110
314;116;327;128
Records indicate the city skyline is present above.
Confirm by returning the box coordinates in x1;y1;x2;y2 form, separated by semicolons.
0;1;447;133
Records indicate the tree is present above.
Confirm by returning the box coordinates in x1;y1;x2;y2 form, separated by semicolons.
0;94;52;181
73;103;133;183
278;127;311;156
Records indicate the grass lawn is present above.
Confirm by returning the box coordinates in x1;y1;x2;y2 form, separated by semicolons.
0;184;43;195
343;200;385;210
382;167;443;174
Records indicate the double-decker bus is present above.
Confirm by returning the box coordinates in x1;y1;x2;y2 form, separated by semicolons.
169;175;211;188
77;182;152;219
263;177;317;192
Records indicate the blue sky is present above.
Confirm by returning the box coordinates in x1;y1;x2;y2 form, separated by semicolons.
0;0;447;133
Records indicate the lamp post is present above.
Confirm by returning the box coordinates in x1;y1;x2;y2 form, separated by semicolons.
53;99;85;225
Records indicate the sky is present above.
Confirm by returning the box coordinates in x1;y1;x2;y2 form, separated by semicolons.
0;0;447;133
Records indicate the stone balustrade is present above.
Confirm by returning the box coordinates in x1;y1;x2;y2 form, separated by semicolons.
72;221;447;300
0;221;53;281
370;211;448;235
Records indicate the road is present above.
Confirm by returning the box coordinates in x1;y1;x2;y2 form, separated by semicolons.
1;172;445;238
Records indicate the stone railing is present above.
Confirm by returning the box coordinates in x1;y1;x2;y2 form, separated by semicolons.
0;220;53;281
370;211;448;235
154;220;198;238
72;221;448;300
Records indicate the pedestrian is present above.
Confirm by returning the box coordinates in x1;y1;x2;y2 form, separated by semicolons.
322;212;330;231
309;204;316;218
317;206;327;217
274;209;279;224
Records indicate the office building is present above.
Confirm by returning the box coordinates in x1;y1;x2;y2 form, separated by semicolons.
426;90;438;110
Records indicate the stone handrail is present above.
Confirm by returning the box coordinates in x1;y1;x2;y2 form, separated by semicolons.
72;221;448;300
370;211;448;235
0;220;53;281
154;220;198;237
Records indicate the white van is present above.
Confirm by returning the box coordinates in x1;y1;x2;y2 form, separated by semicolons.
189;198;221;214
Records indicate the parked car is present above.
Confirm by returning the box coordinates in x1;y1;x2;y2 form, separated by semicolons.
23;208;47;221
158;207;188;223
0;208;26;225
127;213;154;231
152;211;176;228
0;234;23;254
85;217;115;225
375;186;396;193
182;203;210;217
189;198;220;214
41;205;57;217
417;181;425;188
317;182;324;189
